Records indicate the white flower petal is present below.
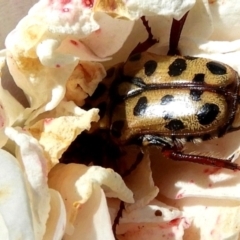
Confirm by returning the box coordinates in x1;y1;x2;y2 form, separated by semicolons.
124;150;159;212
165;198;240;240
117;199;190;240
43;189;66;240
48;163;133;237
5;127;50;240
151;145;240;200
0;149;35;239
64;187;115;240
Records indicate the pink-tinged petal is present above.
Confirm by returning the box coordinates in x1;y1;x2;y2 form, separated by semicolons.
28;0;99;37
5;127;50;240
117;199;190;240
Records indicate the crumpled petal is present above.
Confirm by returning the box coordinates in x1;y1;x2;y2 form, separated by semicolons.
27;106;99;169
117;199;191;240
0;149;35;240
6;51;78;124
5;127;50;240
94;0;195;20
4;0;134;125
65;61;106;106
48;163;134;236
43;189;66;240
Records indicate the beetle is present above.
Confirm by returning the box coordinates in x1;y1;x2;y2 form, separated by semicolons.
61;14;240;171
81;51;240;171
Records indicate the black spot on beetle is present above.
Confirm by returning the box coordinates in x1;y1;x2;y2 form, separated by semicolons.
184;56;198;60
91;83;107;100
160;95;174;105
144;60;158;76
206;61;227;75
190;89;203;101
165;119;185;131
96;102;107;119
168;58;187;76
111;120;125;138
197;103;220;125
133;96;148;116
129;53;141;61
155;210;162;216
192;73;205;83
106;67;115;78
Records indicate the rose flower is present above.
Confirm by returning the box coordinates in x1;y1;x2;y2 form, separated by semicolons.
1;0;240;239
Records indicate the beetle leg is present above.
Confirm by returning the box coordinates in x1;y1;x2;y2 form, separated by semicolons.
168;12;189;56
162;147;240;171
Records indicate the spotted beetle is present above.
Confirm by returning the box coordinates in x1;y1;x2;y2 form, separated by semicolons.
62;14;240;171
80;51;240;171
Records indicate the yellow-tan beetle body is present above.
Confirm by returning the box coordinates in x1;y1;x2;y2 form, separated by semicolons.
82;52;240;170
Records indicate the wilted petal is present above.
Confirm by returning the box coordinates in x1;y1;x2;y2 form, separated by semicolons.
4;0;134;125
27;108;99;169
94;0;195;20
65;61;106;106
